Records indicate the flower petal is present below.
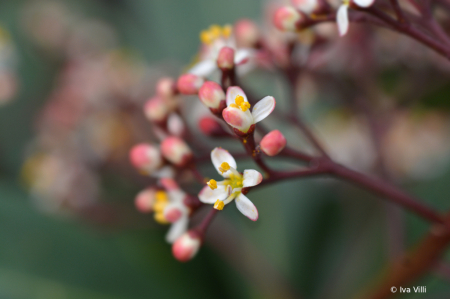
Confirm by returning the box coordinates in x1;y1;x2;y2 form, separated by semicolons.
242;169;263;187
198;185;228;203
165;216;189;243
251;96;275;123
234;48;254;65
211;147;237;177
353;0;375;8
337;5;349;36
222;106;254;133
226;86;248;106
235;193;258;221
188;60;217;77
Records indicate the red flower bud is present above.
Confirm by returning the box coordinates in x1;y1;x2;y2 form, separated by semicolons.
273;6;303;31
160;137;193;166
177;74;204;95
172;231;201;262
198;81;225;109
217;47;235;70
260;130;287;156
234;19;260;48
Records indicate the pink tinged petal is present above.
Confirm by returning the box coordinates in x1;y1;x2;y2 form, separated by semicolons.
353;0;375;7
172;230;201;261
164;203;185;223
176;74;204;95
160;136;193;166
242;169;263;188
217;47;235;69
134;188;156;213
211;147;237;177
234;48;254;65
166;216;189;244
198;185;229;203
223;106;254;133
251;96;276;123
226;86;248;106
260;130;287;156
198;81;225;109
291;0;320;14
235;193;258;221
159;177;180;191
273;6;302;31
188;60;217;77
337;5;349;36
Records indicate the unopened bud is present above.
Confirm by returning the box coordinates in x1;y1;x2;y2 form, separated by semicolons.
167;113;185;136
172;231;202;262
260;130;287;156
217;47;235;69
234;19;260;48
161;136;193;166
156;77;177;98
198;116;228;137
129;143;163;173
177;74;204;95
198;81;225;109
144;96;170;123
135;188;156;213
273;6;303;31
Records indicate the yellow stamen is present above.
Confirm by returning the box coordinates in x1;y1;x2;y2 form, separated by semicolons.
207;179;218;190
153;200;167;213
222;25;232;38
155;191;168;202
214;199;225;210
240;101;251;112
219;162;230;173
200;30;212;44
154;212;169;224
235;95;244;106
229;103;239;108
209;25;222;39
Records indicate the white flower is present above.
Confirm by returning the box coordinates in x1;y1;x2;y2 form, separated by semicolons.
337;0;375;36
188;25;255;77
199;148;263;221
222;86;276;133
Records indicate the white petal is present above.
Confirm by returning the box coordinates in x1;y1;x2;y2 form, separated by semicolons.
167;113;185;136
251;96;276;123
354;0;374;8
165;216;188;243
188;60;217;77
226;86;248;106
211;147;237;178
242;169;263;187
337;5;349;36
234;48;254;65
152;166;175;179
235;193;258;221
198;185;228;203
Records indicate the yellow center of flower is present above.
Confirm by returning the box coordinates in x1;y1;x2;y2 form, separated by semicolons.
230;95;251;112
200;24;232;45
214;199;225;210
207;179;218;190
343;0;350;5
219;162;230;173
153;190;169;224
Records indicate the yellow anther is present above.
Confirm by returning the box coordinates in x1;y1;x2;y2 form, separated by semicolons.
219;162;230;173
154;211;169;224
155;191;168;202
240;101;251;112
214;199;225;210
200;30;212;44
222;25;232;38
207;179;218;190
153;200;167;213
229;103;239;108
209;25;222;39
235;95;244;106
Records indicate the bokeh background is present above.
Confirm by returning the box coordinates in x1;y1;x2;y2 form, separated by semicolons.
1;0;450;298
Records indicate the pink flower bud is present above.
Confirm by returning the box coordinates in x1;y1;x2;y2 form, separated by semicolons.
273;6;303;31
135;188;156;213
159;177;180;191
217;47;235;70
156;77;177;98
144;97;170;123
198;116;227;137
234;19;260;48
260;130;287;156
129;143;163;173
198;81;225;109
176;74;204;95
161;137;193;166
172;231;201;262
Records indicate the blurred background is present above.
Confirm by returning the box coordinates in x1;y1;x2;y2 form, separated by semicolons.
1;0;450;298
